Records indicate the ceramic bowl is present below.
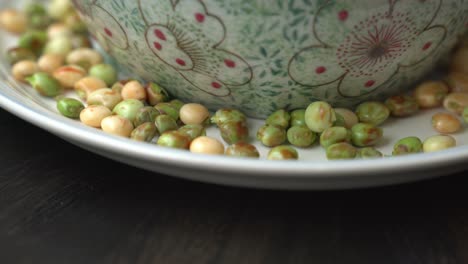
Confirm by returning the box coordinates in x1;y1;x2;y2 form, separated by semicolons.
72;0;468;118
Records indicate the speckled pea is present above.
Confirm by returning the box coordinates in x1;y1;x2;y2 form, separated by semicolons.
305;101;336;133
87;88;122;110
219;120;249;144
423;135;457;153
155;114;178;134
89;64;117;86
44;36;73;56
355;101;390;125
56;97;84;119
157;131;191;149
155;102;179;121
178;124;206;141
130;122;158;142
443;92;468;115
351;123;383;147
6;47;36;65
385;95;419;117
225;143;260;158
170;99;184;111
145;82;170;106
287;126;316;148
266;109;290;128
26;72;62;97
413;81;449;108
211;108;246;126
18;30;47;55
290;109;306;127
445;72;468;93
267;145;298;160
134;106;160;127
190;136;225;155
112;99;145;124
326;143;357;160
320;126;351;148
355;147;383;159
101;115;134;138
431;112;462;134
257;124;287;147
392;136;423;156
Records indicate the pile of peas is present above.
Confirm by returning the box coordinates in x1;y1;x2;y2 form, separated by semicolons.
1;0;467;161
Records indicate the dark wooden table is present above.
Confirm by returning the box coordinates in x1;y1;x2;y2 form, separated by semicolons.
1;107;468;264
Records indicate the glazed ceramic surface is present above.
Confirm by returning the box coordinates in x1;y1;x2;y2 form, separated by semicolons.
72;0;468;117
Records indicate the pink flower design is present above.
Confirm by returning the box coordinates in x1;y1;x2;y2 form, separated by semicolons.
73;0;129;51
288;0;447;97
139;0;253;97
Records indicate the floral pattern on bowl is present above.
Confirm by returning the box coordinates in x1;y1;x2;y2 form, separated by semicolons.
72;0;468;118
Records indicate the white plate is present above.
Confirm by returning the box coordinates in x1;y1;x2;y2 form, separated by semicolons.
0;19;467;190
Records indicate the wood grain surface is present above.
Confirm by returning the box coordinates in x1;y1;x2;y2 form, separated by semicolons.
1;108;468;264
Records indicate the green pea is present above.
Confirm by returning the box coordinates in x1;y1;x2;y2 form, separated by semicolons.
351;123;383;147
219;120;249;144
326;143;357;160
305;101;336;133
56;97;84;119
290;109;306;127
169;99;184;112
44;36;73;56
18;30;47;55
145;82;170;106
287;126;316;148
267;145;298;160
225;143;260;158
155;114;178;134
5;47;36;65
355;147;383;159
211;108;246;126
155;102;179;121
131;122;158;142
134;106;160;127
157;131;191;149
89;64;117;86
29;14;52;29
333;112;346;127
257;124;287;147
113;99;145;124
320;126;351;148
25;3;47;16
355;101;390;125
178;124;206;141
392;136;423;156
266;109;290;128
385;95;419;117
463;107;468;124
64;12;88;34
26;72;62;97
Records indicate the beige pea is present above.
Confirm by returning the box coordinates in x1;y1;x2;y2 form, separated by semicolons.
101;115;134;137
66;48;103;70
443;92;468;115
47;23;72;39
0;9;26;34
431;113;462;134
80;105;112;128
12;60;39;82
334;108;358;129
413;81;449;108
190;136;225;155
445;72;468;93
87;88;122;110
179;103;210;125
74;76;107;100
53;65;86;89
423;135;456;153
38;54;65;74
121;80;146;101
